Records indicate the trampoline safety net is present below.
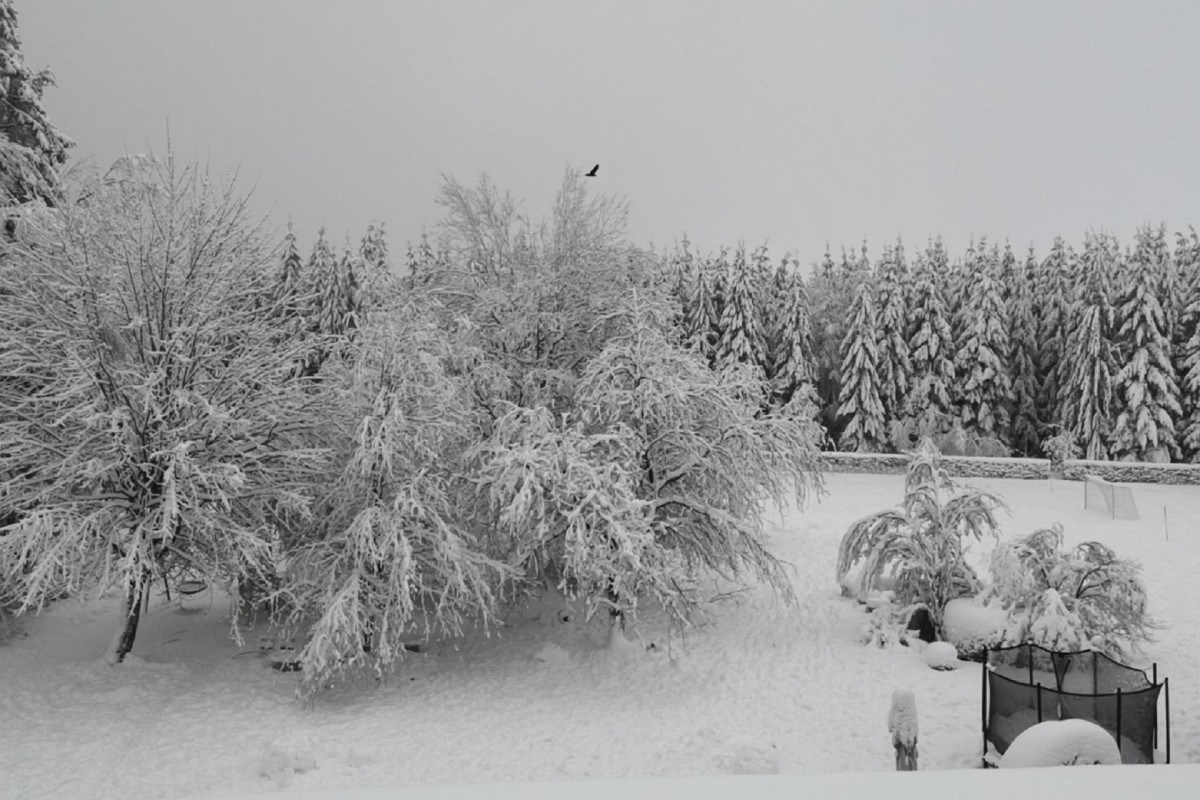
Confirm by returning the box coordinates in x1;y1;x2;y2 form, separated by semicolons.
984;643;1163;764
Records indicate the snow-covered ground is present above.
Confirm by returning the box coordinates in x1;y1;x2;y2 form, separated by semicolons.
1;473;1197;799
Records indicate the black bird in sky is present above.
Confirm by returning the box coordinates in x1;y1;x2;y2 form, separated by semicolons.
585;164;599;177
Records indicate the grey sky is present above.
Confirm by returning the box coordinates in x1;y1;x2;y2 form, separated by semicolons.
20;0;1200;266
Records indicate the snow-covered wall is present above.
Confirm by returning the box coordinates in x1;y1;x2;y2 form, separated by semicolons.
817;452;1200;484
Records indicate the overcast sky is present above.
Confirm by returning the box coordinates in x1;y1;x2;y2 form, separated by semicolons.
19;0;1200;267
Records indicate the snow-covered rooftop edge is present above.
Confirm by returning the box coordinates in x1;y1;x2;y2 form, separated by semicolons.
212;765;1200;800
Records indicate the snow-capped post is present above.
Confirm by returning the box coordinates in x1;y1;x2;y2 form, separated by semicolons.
888;689;918;770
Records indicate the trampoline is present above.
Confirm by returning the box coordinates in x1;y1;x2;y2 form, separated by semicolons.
982;642;1170;766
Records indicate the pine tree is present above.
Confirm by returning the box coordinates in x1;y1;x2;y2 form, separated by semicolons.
0;0;73;206
1175;228;1200;460
837;279;885;451
808;247;846;430
749;243;778;379
901;241;957;444
1111;225;1182;462
771;258;818;409
873;240;911;446
716;244;763;370
1061;233;1118;460
955;243;1012;446
357;221;393;311
1035;236;1075;437
1006;245;1042;455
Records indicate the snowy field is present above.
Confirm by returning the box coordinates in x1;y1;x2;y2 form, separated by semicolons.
1;472;1198;799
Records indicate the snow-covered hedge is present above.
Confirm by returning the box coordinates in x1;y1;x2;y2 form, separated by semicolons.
1000;719;1122;768
820;452;1200;484
1061;459;1200;485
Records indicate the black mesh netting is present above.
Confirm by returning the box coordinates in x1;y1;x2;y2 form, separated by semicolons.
984;643;1164;764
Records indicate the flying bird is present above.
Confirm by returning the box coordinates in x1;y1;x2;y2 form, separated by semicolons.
585;164;599;177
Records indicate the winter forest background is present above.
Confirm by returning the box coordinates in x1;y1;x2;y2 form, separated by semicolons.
0;0;1196;707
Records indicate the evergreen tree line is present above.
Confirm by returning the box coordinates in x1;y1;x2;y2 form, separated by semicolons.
667;225;1200;462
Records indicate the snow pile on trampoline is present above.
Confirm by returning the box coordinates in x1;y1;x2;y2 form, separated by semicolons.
1000;719;1122;768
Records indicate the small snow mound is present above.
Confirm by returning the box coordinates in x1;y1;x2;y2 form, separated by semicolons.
924;641;958;670
1000;719;1122;768
532;642;571;666
942;598;1006;644
259;730;319;785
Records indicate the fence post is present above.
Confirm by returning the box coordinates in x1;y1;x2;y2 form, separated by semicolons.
1115;687;1123;763
1153;664;1158;750
981;662;988;763
1036;683;1043;723
1165;678;1170;764
889;690;918;771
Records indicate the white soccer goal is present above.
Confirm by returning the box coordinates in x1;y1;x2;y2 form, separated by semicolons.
1083;474;1140;520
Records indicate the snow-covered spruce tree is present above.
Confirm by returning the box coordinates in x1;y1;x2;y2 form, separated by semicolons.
1111;225;1181;462
982;525;1154;657
837;279;886;451
277;297;512;698
0;0;74;206
0;157;336;664
836;439;1006;639
1059;233;1118;460
771;258;819;412
1006;245;1042;456
1175;228;1200;460
899;241;957;449
874;241;911;445
1035;237;1076;438
759;251;792;387
716;244;764;371
682;245;719;362
954;243;1012;448
357;221;396;313
807;247;848;431
475;298;824;639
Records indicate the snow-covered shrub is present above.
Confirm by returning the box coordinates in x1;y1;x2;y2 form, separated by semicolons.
999;719;1121;767
476;305;825;636
941;597;1006;661
924;641;958;670
983;525;1154;657
837;438;1006;638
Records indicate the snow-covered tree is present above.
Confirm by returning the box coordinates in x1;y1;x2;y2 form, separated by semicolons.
837;279;885;451
837;439;1006;638
716;244;764;371
900;241;957;446
1174;228;1200;460
682;249;718;361
278;298;511;697
1035;237;1075;435
874;240;911;442
954;243;1012;446
357;221;395;311
1060;233;1118;460
475;301;824;638
771;259;818;410
0;157;337;664
1111;225;1181;462
0;0;73;205
807;247;847;428
1006;245;1042;455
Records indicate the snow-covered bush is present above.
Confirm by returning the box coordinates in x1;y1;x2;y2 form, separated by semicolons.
836;438;1006;638
924;641;958;670
476;305;825;636
999;719;1121;767
983;525;1154;657
940;597;1006;661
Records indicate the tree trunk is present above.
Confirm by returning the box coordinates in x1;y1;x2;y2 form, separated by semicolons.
105;574;147;665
